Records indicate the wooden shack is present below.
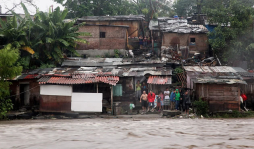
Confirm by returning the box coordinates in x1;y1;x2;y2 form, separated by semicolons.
194;77;246;112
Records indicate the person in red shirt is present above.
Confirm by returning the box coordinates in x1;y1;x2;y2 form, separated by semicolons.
147;90;155;112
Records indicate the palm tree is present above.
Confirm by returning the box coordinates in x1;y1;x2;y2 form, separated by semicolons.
31;7;89;65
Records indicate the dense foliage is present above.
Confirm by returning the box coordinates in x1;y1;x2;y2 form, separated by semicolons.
193;99;208;116
0;6;34;55
0;44;22;119
30;7;89;66
54;0;175;35
204;0;254;68
54;0;138;18
173;0;254;68
0;3;89;68
173;0;196;17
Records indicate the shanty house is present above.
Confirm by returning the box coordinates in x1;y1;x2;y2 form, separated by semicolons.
150;18;209;58
183;66;248;112
9;58;173;114
37;67;119;113
62;58;173;114
9;68;53;110
76;15;145;55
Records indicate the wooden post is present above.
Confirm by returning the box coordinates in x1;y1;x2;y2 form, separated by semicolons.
97;83;98;93
111;85;113;115
238;85;241;111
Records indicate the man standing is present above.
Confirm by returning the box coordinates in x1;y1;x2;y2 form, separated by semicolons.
136;80;141;100
140;91;148;113
175;89;181;110
183;90;191;115
179;88;185;112
147;90;156;112
170;90;176;110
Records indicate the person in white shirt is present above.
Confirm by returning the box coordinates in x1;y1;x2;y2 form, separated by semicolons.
164;88;170;110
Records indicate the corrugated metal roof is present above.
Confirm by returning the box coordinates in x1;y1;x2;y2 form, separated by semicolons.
78;15;145;21
154;18;208;33
121;68;172;77
147;76;172;85
62;58;166;67
38;76;119;86
184;66;247;73
149;20;159;30
237;72;254;77
195;77;247;85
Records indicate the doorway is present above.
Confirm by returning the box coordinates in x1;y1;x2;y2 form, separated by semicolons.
20;84;30;106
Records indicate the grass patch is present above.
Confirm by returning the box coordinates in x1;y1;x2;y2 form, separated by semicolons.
213;111;254;118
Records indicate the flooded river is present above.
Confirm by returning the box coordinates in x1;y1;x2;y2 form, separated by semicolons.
0;118;254;149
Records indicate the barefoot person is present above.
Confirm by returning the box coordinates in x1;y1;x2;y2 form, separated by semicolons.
140;91;148;113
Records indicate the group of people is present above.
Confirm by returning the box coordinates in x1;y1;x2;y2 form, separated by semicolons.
139;88;191;115
139;36;150;48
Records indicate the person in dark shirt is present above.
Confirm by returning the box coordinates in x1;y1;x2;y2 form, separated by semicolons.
183;90;191;115
142;82;148;94
179;88;185;112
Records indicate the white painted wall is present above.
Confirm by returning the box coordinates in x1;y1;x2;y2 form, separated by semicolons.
40;85;72;96
71;93;102;112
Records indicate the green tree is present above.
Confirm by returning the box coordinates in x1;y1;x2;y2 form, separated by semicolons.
0;44;22;119
54;0;138;18
29;7;90;65
173;0;196;17
205;0;254;67
0;3;36;69
133;0;174;35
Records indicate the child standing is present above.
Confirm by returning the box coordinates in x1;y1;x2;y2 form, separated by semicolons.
157;92;164;112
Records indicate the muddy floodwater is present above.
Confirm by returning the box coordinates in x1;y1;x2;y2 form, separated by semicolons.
1;118;254;149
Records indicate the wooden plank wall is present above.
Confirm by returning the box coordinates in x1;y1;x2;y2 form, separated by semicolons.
196;84;240;112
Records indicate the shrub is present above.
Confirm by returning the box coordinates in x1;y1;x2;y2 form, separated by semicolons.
114;49;120;58
232;110;240;118
193;98;208;116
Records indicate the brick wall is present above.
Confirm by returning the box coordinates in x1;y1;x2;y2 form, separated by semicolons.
162;33;209;52
77;25;127;50
84;20;140;37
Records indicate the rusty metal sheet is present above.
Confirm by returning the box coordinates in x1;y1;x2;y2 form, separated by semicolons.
147;76;172;85
40;95;71;112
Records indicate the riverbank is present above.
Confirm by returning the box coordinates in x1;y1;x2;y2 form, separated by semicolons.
4;110;254;121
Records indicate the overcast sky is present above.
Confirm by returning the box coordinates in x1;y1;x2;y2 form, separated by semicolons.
0;0;64;14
